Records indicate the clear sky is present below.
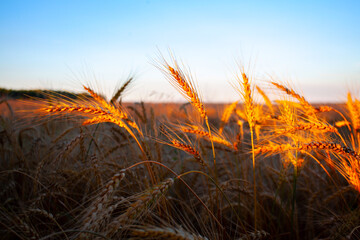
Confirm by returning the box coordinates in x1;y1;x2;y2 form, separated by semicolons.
0;0;359;102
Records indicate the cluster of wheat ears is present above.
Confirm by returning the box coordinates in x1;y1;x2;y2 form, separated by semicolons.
1;56;360;239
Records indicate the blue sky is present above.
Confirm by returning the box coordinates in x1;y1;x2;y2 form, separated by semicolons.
0;0;359;102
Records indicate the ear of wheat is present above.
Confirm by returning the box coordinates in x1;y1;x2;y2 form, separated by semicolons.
107;178;175;235
180;127;234;150
347;93;360;132
237;72;255;128
256;85;273;114
83;85;141;133
171;140;205;166
219;100;238;134
111;76;133;104
35;86;143;150
271;81;315;113
298;142;360;192
81;170;126;233
254;143;293;155
234;70;258;229
158;55;215;159
159;59;207;120
129;225;209;240
160;125;205;166
298;142;360;160
275;122;338;135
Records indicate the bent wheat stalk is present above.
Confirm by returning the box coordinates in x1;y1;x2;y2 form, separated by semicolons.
34;86;160;185
171;140;205;166
44;104;143;152
271;81;314;112
298;142;360;160
158;56;215;161
83;86;141;134
298;142;360;192
160;125;205;166
181;127;234;150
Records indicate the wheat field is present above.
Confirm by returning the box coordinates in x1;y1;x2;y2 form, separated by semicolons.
1;58;360;240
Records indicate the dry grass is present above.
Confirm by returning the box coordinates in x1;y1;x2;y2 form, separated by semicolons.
1;58;360;240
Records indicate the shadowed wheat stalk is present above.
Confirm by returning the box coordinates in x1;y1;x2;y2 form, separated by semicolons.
128;226;209;240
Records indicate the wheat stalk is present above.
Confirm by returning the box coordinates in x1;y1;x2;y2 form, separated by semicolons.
347;93;360;131
219;100;238;134
162;62;207;120
160;125;205;166
83;85;141;132
237;72;255;128
254;143;293;155
276;122;338;135
313;105;333;113
299;142;360;192
81;170;126;234
298;142;360;160
158;56;215;160
271;81;314;111
12;215;39;240
335;120;351;128
256;85;273;114
338;161;360;192
129;226;208;240
111;76;133;104
107;178;175;236
42;105;108;115
235;70;258;229
171;140;205;166
181;127;234;150
236;230;269;240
